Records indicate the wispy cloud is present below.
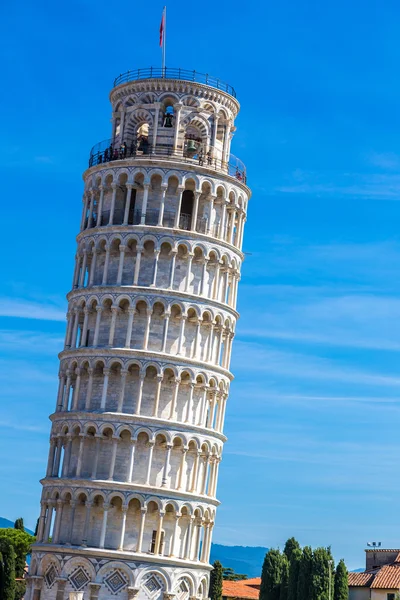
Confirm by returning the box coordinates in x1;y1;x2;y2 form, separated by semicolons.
232;340;400;388
272;169;400;199
0;330;63;353
0;297;65;321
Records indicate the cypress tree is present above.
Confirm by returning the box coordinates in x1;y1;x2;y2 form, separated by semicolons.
311;548;334;600
284;538;301;563
297;546;313;600
280;555;289;600
260;549;284;600
209;561;223;600
0;539;16;600
333;560;348;600
14;518;24;531
288;547;302;600
0;551;4;600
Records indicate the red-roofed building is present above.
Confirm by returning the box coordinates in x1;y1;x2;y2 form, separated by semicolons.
222;578;261;600
349;550;400;600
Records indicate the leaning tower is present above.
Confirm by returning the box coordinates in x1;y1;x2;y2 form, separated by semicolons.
27;67;250;600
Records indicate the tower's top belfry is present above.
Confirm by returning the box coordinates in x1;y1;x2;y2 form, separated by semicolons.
88;67;247;187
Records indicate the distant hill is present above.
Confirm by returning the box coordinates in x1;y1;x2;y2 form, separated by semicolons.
210;544;268;578
0;517;34;535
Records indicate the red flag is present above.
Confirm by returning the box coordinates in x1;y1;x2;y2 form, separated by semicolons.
159;9;165;47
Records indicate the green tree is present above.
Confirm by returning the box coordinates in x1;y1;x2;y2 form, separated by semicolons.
288;547;302;600
0;528;35;599
333;560;348;600
284;538;301;563
297;546;313;600
279;555;289;600
260;549;285;600
312;548;334;600
209;561;223;600
222;567;248;581
13;519;24;531
0;551;4;600
0;539;16;600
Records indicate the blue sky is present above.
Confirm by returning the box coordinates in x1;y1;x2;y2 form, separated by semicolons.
2;0;400;570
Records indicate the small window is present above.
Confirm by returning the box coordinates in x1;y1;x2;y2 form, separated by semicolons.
150;530;157;553
387;594;395;600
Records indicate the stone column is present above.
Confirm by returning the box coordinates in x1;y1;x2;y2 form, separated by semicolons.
108;437;119;480
108;183;117;225
168;249;177;288
55;577;67;600
177;448;187;490
127;440;136;483
91;437;101;479
151;250;160;287
123;184;134;224
80;308;89;347
75;434;85;477
176;315;186;355
53;438;63;476
43;501;54;542
164;515;176;559
93;306;102;346
117;369;127;412
191;192;200;231
184;517;194;559
108;305;119;346
89;249;98;285
117;244;126;284
185;253;193;293
135;372;145;414
143;308;152;350
158;185;168;225
125;308;135;348
174;187;185;228
46;439;56;477
140;184;150;224
85;368;94;410
102;245;111;285
99;503;110;548
72;368;81;410
136;507;147;552
185;383;195;423
172;103;182;152
82;501;92;546
152;102;161;147
200;259;209;296
153;374;163;417
133;246;143;285
118;506;128;551
161;312;170;352
100;368;110;410
145;441;155;485
78;250;88;287
162;444;172;486
169;378;180;419
89;583;102;600
52;499;64;544
96;186;104;226
190;451;200;492
155;510;165;554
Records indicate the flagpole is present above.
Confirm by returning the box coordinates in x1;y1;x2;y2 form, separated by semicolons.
162;6;166;76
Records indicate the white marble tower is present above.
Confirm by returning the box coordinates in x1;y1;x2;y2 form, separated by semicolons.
27;67;250;600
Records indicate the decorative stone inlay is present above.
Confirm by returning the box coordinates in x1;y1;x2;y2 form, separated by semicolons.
104;569;128;594
143;574;164;599
44;565;58;588
69;566;90;590
176;579;190;600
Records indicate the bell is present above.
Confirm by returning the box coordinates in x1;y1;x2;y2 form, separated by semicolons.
186;139;197;153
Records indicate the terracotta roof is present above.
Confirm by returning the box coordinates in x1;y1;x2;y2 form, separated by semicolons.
244;578;261;587
348;572;375;587
222;580;260;599
371;565;400;589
